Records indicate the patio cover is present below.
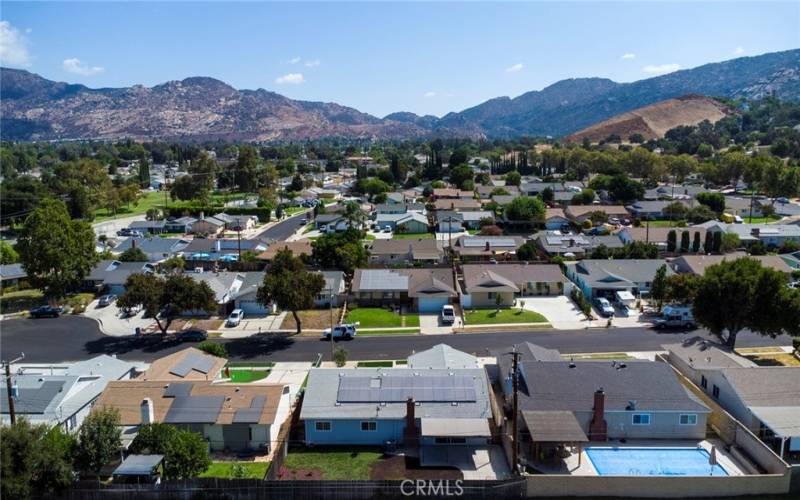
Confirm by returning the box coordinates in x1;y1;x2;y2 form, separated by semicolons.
749;406;800;439
522;411;588;443
420;418;491;438
113;455;164;476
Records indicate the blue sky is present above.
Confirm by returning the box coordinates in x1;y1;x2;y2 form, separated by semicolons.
1;2;798;117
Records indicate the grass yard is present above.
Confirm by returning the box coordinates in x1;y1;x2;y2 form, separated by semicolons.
226;361;275;368
391;232;434;240
740;215;782;224
0;288;44;314
281;447;384;480
745;353;800;367
357;361;394;368
158;232;185;238
199;461;269;479
228;369;271;383
285;206;308;216
345;307;418;328
464;307;547;325
94;191;166;222
281;308;342;331
644;220;686;228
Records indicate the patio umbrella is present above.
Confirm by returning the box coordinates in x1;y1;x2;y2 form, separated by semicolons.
709;446;718;476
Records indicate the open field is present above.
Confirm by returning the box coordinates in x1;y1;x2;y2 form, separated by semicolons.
94;191;165;222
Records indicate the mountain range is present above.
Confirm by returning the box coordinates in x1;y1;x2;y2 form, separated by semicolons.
1;49;799;142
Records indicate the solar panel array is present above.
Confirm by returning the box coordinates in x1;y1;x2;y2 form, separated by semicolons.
233;395;267;423
164;395;224;423
359;270;408;290
462;238;515;248
169;352;216;378
164;382;193;397
337;375;476;403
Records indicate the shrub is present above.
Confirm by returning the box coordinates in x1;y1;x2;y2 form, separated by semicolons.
793;337;800;354
197;341;227;358
333;347;348;367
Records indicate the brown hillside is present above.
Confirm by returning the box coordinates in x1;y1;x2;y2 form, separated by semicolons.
565;95;733;143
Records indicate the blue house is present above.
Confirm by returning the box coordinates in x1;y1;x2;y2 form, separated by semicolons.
300;345;493;447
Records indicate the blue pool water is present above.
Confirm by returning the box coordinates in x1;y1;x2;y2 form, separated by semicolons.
585;447;728;476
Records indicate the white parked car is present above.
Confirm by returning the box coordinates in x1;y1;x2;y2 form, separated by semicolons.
322;322;359;340
226;309;244;327
594;297;615;317
440;305;456;325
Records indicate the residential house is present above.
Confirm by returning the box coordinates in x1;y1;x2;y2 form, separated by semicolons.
213;213;258;231
376;211;429;233
476;185;520;200
451;235;525;262
367;239;443;266
113;237;191;263
374;203;425;215
257;240;313;263
315;271;346;307
534;232;624;258
491;345;710;443
385;192;408;204
564;259;673;300
407;343;482;369
436;210;494;232
644;184;711;201
565;205;630;225
189;270;267;315
189;216;226;236
489;195;518;207
163;216;198;234
314;213;353;232
351;267;457;312
301;346;492;447
433;188;473;199
544;208;570;230
670;253;793;277
0;263;27;288
520;181;583;197
461;264;569;308
129;220;167;235
139;348;227;382
617;226;707;253
723;196;764;219
725;224;800;248
86;260;156;295
625;200;691;220
433;198;483;212
0;355;139;431
181;238;267;263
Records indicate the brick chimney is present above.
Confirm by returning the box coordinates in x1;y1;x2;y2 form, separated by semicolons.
131;238;137;249
484;241;491;251
140;398;154;425
404;397;418;447
588;389;608;441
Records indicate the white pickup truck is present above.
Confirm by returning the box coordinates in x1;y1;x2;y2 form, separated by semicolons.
322;322;359;340
654;305;695;329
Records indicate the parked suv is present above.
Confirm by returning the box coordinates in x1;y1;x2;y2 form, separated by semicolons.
98;294;117;307
177;329;208;342
29;305;64;318
440;305;456;325
322;322;358;340
226;309;244;327
594;297;615;317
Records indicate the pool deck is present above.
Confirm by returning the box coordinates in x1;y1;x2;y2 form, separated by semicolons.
536;439;748;477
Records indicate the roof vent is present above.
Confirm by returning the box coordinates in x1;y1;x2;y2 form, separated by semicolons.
626;400;637;411
451;402;458;406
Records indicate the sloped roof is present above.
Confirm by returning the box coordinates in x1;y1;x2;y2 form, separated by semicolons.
522;411;588;443
719;367;800;408
408;344;480;369
140;348;226;381
566;259;672;289
463;264;567;293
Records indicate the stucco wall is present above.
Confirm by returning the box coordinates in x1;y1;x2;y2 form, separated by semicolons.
304;419;406;445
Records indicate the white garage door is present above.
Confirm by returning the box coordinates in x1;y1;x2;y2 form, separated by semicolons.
419;297;448;313
238;300;269;316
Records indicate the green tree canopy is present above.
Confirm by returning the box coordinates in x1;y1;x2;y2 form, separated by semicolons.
118;247;149;262
16;199;98;299
0;241;19;264
505;196;545;224
257;248;325;333
311;228;369;276
76;408;121;478
130;424;211;480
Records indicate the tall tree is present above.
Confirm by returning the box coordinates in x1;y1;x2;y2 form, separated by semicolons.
76;408;121;479
117;273;217;335
650;264;668;311
256;249;325;333
666;230;677;253
130;424;211;480
17;199;98;299
234;145;260;192
692;258;800;347
680;231;691;253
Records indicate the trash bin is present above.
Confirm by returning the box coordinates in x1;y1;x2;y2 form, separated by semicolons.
135;327;141;336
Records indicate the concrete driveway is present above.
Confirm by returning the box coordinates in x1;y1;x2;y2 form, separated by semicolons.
419;313;460;335
220;313;288;338
519;295;588;330
82;299;155;336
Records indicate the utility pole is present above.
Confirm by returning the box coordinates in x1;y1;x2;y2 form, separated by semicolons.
329;289;335;362
3;353;25;425
509;346;521;475
236;225;242;261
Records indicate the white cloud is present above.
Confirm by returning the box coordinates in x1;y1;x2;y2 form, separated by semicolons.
288;56;301;64
0;21;32;67
304;59;320;68
733;46;745;55
424;91;436;98
62;58;105;76
621;53;636;60
275;73;305;85
642;63;680;74
506;63;524;73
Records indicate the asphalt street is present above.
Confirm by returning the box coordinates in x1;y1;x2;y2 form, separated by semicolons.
1;316;789;364
252;211;308;242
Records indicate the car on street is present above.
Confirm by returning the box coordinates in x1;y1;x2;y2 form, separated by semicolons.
176;329;208;342
322;322;358;340
777;197;790;204
98;294;117;307
226;309;244;327
441;305;456;325
594;297;615;317
300;218;308;225
29;305;64;318
116;228;132;237
654;305;695;329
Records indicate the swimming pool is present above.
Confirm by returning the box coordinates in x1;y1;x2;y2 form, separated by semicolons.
585;447;728;476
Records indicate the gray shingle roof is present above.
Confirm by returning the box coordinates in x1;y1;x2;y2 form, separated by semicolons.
408;344;480;369
719;367;800;408
0;263;27;280
565;259;672;289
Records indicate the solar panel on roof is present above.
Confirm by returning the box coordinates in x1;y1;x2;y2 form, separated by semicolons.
163;383;193;397
233;395;267;423
169;352;216;378
164;395;224;424
336;376;476;403
359;270;408;290
462;238;515;247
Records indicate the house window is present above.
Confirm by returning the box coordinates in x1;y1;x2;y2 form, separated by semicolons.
315;421;331;432
632;414;651;425
679;414;698;425
712;385;720;399
360;421;377;432
383;291;394;299
66;414;77;431
700;375;707;389
488;292;496;299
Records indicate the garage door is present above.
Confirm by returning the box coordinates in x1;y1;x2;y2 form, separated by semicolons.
238;300;269;316
419;297;449;313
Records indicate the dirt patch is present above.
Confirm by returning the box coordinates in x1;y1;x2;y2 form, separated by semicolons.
281;308;342;330
369;455;463;481
194;318;224;330
277;467;323;480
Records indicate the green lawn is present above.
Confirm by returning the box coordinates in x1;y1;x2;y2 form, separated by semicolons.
0;289;44;314
464;307;547;324
285;206;308;215
159;232;185;238
346;307;404;327
644;220;686;228
199;461;269;479
357;361;394;368
282;447;383;480
391;232;434;240
94;191;166;222
226;361;275;368
741;215;782;224
228;369;270;383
